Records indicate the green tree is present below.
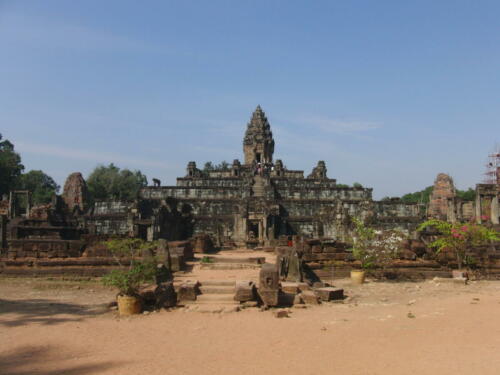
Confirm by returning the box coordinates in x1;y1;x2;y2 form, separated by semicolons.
401;186;434;204
87;163;148;202
16;170;60;205
0;134;24;197
456;188;475;201
203;161;214;173
401;186;475;204
203;160;230;175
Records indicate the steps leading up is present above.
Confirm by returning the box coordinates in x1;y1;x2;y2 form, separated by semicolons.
197;255;265;264
252;176;266;197
192;294;236;304
200;263;261;270
182;280;239;311
196;254;265;270
199;285;235;294
174;250;268;312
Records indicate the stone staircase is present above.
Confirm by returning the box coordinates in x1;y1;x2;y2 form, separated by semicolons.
176;280;240;313
173;251;269;312
198;254;265;270
252;176;266;197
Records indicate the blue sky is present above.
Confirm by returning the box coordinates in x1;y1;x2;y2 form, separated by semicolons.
1;0;499;199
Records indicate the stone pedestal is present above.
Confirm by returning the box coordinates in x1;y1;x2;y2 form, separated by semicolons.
258;263;279;307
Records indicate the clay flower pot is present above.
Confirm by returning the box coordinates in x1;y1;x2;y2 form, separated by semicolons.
350;270;366;285
117;295;142;316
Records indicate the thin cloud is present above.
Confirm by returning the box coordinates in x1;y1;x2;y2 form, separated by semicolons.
0;11;164;54
295;115;381;134
16;142;176;170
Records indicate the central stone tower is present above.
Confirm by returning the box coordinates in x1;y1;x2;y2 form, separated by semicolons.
243;105;275;165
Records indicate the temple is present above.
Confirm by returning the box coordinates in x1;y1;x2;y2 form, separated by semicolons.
137;106;421;247
1;106;499;278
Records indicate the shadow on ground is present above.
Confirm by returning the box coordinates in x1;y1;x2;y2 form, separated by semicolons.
0;345;120;375
0;298;108;327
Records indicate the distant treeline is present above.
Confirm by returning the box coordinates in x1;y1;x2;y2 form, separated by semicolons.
398;186;475;204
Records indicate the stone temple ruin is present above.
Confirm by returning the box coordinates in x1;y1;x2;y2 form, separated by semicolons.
0;106;499;282
137;105;422;247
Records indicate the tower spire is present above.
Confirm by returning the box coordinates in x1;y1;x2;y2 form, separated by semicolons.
243;106;275;165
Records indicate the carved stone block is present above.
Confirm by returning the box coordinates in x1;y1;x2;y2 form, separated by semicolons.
234;280;255;302
315;287;344;301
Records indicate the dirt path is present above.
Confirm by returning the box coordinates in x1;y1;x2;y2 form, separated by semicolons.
1;277;500;375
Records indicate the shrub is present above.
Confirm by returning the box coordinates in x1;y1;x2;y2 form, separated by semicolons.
418;219;499;269
101;238;158;296
351;218;405;269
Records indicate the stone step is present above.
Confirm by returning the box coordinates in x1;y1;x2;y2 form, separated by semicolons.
197;256;265;264
184;304;240;313
198;280;236;286
199;263;262;270
191;294;236;304
199;285;235;294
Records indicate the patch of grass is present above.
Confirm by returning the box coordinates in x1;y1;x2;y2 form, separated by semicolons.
200;256;214;264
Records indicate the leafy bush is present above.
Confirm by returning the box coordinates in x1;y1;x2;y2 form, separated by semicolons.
418;219;500;269
101;238;158;296
351;218;405;269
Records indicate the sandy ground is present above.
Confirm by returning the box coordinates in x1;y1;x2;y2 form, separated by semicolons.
1;276;500;375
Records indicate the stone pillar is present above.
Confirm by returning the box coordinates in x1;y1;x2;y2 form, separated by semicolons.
147;225;155;242
0;215;6;250
491;195;499;224
258;220;263;241
447;199;457;223
262;217;268;241
242;219;248;241
475;194;482;224
26;192;31;219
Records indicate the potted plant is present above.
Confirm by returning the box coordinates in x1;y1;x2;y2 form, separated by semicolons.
350;218;376;284
350;219;405;284
418;219;499;276
102;238;158;316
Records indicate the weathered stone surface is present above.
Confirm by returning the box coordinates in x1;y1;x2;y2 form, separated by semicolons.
62;172;88;212
156;239;169;262
155;282;176;308
234;280;255;302
428;173;456;219
155;264;172;284
281;281;300;294
277;247;303;282
242;301;258;308
243;105;274;165
274;309;289;318
258;263;279;307
30;204;51;220
315;287;344;301
452;270;469;279
278;292;295;306
293;293;304;305
169;241;194;260
192;234;213;253
399;249;417;261
300;290;320;305
139;287;156;305
169;253;185;272
297;282;311;292
177;282;199;302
